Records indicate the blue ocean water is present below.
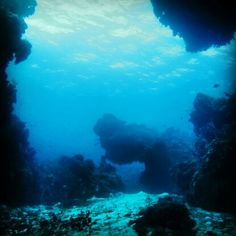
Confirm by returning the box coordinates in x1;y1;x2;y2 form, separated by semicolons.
6;0;233;164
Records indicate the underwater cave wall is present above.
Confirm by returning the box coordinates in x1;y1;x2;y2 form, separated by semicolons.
150;0;236;52
172;93;236;214
150;0;236;214
0;0;38;206
1;0;236;210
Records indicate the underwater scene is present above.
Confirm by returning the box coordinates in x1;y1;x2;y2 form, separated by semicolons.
0;0;236;235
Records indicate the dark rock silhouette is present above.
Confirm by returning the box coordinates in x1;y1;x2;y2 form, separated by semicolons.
139;141;172;193
192;136;236;213
171;160;198;201
132;195;196;236
94;114;157;164
95;156;124;197
151;0;236;51
40;155;124;206
173;93;236;213
0;0;36;17
161;127;195;164
94;114;192;193
0;0;38;205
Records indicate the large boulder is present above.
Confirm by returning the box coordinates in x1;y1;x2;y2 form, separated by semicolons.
132;196;196;236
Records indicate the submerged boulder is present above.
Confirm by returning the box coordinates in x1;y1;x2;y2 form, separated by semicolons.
132;196;196;236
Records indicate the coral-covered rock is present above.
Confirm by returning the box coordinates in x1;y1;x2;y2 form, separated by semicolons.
40;155;123;205
1;193;235;235
151;0;236;52
171;160;198;199
174;93;236;214
191;136;236;213
0;0;37;17
0;0;36;67
132;196;196;236
190;93;236;141
94;157;124;197
0;112;38;205
0;0;38;206
190;93;224;142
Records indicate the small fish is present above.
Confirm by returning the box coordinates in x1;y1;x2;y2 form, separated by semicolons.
213;83;220;88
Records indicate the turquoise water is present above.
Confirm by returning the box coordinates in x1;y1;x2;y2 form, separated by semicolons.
7;0;234;162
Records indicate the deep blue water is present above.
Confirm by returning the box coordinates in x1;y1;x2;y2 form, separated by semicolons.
7;0;233;163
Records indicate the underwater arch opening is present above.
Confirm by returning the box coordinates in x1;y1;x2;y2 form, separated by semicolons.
1;0;236;234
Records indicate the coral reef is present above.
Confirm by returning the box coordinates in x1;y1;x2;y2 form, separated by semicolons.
0;0;36;67
132;196;196;236
1;192;235;235
190;93;236;213
40;155;124;206
172;93;236;214
95;156;124;197
0;204;92;235
0;115;38;205
151;0;236;51
190;93;232;143
171;160;198;200
191;136;236;213
0;0;38;206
